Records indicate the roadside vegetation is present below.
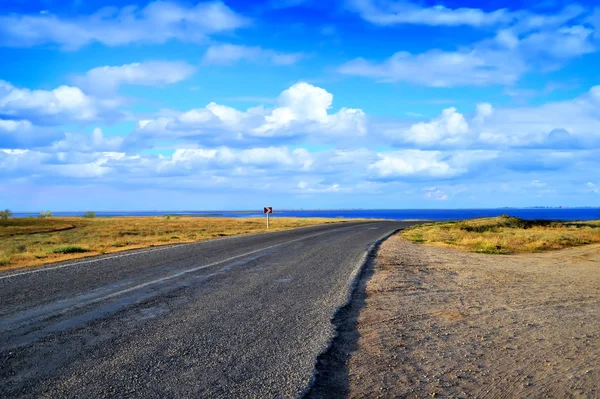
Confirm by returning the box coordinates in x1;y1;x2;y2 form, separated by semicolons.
402;215;600;254
0;216;354;270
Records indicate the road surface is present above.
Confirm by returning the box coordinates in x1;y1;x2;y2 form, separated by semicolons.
0;221;412;398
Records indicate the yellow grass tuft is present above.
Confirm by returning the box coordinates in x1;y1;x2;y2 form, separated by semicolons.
0;216;359;271
402;216;600;254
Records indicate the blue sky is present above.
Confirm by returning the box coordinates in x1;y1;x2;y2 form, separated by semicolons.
1;0;599;210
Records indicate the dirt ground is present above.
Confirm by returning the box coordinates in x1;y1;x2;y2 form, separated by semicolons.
311;235;600;398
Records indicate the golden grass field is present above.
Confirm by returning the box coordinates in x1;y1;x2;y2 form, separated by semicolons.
0;216;355;271
402;215;600;254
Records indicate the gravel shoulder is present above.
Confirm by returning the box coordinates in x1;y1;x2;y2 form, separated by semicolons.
311;234;600;398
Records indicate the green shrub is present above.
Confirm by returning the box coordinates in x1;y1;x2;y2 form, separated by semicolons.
0;209;12;219
164;214;171;220
13;244;27;253
83;211;97;218
39;211;53;219
52;246;89;254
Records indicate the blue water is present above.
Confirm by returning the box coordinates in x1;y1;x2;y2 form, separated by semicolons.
11;209;600;221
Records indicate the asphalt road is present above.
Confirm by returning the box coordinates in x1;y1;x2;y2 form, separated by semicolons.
0;221;413;398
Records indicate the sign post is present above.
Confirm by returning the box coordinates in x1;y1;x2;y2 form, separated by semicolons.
263;207;273;229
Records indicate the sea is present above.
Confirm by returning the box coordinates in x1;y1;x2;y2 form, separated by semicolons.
11;209;600;221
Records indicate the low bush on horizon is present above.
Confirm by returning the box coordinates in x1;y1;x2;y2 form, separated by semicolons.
402;215;600;254
83;211;96;218
39;211;52;219
0;209;12;220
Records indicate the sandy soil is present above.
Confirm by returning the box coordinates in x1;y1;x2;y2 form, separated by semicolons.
310;235;600;398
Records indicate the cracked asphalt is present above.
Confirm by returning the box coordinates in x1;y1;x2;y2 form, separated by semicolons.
0;221;413;398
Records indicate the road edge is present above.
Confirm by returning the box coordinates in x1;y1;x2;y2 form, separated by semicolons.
300;227;404;398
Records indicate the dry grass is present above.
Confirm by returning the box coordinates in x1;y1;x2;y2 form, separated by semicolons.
0;216;357;271
402;215;600;254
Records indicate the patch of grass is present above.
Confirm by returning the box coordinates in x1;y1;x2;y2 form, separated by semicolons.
52;246;89;254
402;216;600;255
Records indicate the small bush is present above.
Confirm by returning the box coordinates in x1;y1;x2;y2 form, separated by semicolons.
164;214;171;220
83;211;96;218
53;246;89;254
13;244;27;253
39;211;53;219
0;209;12;220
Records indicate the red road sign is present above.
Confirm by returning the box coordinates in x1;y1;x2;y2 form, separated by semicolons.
263;207;273;214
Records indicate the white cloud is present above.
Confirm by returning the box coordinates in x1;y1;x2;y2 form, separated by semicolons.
296;181;341;193
518;25;595;59
373;84;600;150
0;80;121;125
424;187;449;201
0;119;33;133
339;7;597;87
161;146;315;174
369;150;462;179
402;107;470;146
347;0;514;27
476;85;600;148
587;182;600;193
253;82;366;137
133;82;366;145
0;1;250;50
338;48;526;87
202;44;304;66
75;61;196;94
51;128;124;152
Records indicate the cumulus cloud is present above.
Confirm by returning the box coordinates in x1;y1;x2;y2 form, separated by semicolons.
132;82;367;146
0;80;121;125
375;85;600;150
74;61;196;94
0;1;250;50
476;85;600;148
369;150;464;179
202;44;305;66
51;128;124;153
402;107;470;146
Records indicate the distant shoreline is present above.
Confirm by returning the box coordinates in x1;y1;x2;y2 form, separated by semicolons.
8;208;600;222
